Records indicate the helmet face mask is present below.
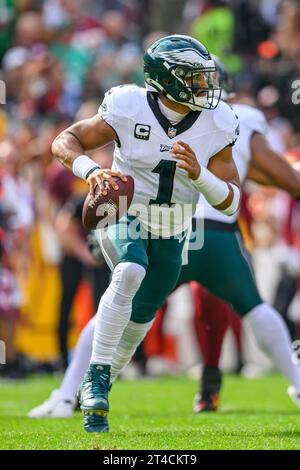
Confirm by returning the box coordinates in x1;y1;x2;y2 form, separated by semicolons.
174;68;221;110
144;35;222;111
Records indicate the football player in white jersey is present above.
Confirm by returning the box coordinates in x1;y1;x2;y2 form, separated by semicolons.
50;35;241;432
29;53;300;422
175;56;300;412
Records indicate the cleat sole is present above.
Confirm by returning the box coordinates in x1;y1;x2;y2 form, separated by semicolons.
83;410;109;433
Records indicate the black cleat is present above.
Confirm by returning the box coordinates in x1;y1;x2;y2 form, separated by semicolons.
193;365;222;413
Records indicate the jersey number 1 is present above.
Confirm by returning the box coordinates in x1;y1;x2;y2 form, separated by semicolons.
149;160;176;206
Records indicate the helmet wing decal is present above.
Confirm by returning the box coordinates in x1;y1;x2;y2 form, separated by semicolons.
156;49;214;68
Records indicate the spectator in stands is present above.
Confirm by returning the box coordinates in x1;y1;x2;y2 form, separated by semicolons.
0;139;34;377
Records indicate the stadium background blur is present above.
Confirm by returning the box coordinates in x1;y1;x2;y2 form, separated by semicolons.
0;0;300;379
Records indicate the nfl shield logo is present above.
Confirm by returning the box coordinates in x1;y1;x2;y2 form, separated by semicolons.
168;127;177;138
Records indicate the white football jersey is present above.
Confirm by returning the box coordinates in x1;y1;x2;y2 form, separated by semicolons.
195;103;267;223
99;85;239;236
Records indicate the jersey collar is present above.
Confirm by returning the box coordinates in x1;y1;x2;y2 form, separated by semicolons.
146;92;201;139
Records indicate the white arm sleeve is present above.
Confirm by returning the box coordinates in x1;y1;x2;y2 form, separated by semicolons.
191;166;240;216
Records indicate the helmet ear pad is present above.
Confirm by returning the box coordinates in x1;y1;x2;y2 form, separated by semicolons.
162;74;191;100
162;78;172;86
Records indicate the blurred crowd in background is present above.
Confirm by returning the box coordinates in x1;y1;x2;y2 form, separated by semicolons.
0;0;300;379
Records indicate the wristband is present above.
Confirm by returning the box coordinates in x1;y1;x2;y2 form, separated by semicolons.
72;155;100;180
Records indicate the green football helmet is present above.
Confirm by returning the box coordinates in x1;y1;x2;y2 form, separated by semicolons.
211;54;234;100
144;34;222;111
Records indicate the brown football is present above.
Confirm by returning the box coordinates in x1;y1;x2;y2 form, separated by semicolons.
82;175;134;230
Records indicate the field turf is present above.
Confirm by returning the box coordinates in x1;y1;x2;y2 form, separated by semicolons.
0;374;300;450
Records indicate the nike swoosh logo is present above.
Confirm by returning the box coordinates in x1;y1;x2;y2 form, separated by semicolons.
177;234;186;244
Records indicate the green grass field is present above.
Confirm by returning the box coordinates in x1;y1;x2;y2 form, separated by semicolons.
1;373;300;450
